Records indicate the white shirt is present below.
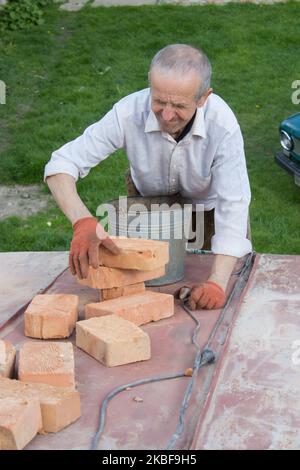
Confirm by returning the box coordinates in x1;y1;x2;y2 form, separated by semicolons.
44;88;252;258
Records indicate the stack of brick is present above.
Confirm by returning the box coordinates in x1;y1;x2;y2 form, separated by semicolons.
0;340;80;449
1;291;81;449
0;237;176;448
0;376;81;449
75;236;175;367
77;236;169;299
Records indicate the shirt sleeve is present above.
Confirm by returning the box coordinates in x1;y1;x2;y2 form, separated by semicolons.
210;127;252;258
44;104;124;181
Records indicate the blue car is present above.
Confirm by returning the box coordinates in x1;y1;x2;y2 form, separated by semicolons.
275;112;300;186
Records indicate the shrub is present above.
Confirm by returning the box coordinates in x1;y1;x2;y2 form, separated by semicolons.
0;0;52;31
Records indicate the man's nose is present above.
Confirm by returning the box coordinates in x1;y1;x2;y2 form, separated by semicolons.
161;104;175;121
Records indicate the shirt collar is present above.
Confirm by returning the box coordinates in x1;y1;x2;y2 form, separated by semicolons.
145;109;161;133
192;106;207;138
144;100;207;138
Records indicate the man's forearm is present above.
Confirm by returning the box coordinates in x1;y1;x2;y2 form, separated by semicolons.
208;254;238;292
46;173;92;225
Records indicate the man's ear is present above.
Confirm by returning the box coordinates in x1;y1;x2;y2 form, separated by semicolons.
197;88;213;107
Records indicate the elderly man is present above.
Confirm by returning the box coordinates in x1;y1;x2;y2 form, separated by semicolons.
44;44;252;311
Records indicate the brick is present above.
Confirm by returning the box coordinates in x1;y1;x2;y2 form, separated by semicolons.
24;294;79;339
0;397;42;450
0;340;16;378
101;282;145;301
78;264;165;289
0;377;80;433
85;291;174;326
99;236;169;270
76;315;151;367
18;341;75;389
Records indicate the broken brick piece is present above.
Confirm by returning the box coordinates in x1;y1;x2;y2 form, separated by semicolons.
99;236;169;270
78;265;165;289
0;397;42;450
0;377;80;433
0;340;16;379
18;341;75;389
85;291;174;326
24;294;79;339
101;282;145;301
76;315;151;367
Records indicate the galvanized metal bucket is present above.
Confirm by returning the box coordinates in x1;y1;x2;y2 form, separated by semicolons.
105;195;192;286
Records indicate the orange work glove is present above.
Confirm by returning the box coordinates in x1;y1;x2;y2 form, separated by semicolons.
69;216;119;279
187;281;226;311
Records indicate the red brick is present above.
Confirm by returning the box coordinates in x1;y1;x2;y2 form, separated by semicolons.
0;397;42;450
18;341;75;389
0;340;16;379
100;282;145;301
85;291;174;326
78;264;165;289
99;236;169;270
76;315;151;367
0;377;80;433
24;294;79;339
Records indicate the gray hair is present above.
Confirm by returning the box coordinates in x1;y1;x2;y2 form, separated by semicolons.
149;44;212;100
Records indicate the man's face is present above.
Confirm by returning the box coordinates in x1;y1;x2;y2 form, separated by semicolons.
150;69;210;138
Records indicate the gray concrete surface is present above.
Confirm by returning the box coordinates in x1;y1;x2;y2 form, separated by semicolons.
0;251;68;330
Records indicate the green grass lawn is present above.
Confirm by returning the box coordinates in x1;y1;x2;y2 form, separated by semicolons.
0;2;300;254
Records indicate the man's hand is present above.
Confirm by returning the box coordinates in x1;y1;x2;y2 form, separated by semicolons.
69;216;119;279
187;281;226;310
